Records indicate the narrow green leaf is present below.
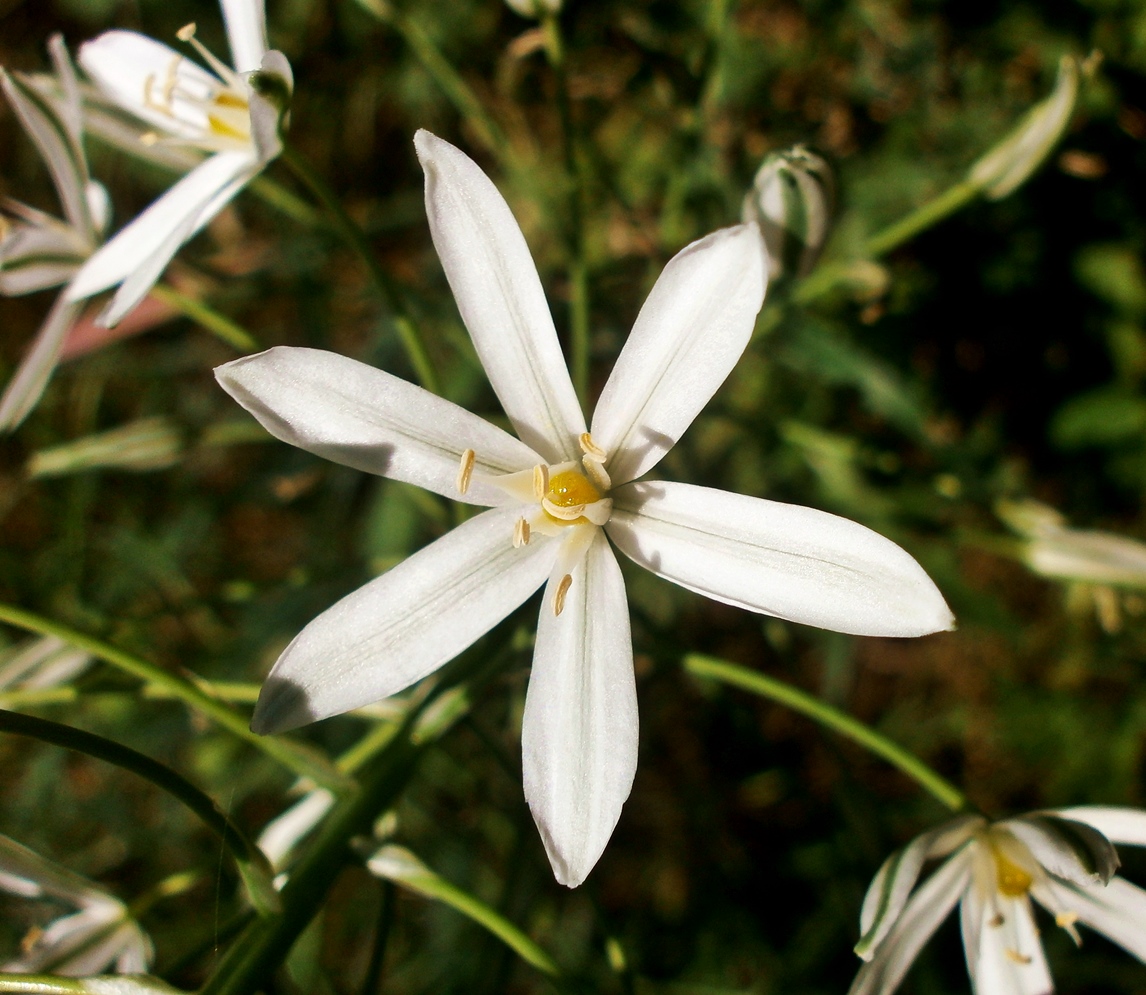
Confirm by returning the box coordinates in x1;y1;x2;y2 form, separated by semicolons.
365;846;560;977
0;603;348;791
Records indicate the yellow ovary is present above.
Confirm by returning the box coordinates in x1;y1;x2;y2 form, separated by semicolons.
546;469;601;508
994;852;1034;897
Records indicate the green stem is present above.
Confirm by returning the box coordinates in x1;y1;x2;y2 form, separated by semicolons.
247;175;324;228
0;709;278;915
197;717;425;995
541;12;591;407
149;284;258;352
684;654;967;811
0;681;262;711
0;603;346;791
354;0;513;168
794;179;981;304
279;146;439;393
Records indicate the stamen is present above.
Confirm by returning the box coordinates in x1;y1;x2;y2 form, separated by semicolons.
513;518;531;548
1055;911;1080;928
139;132;160;146
532;464;549;501
456;449;475;495
552;574;573;616
1004;949;1033;966
542;497;587;521
988;914;1005;928
582;454;611;491
176;23;197;41
580;432;607;461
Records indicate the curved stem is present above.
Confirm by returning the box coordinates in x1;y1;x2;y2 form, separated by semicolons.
0;709;278;915
794;180;981;305
0;603;346;791
683;653;967;812
279;145;439;393
150;284;258;352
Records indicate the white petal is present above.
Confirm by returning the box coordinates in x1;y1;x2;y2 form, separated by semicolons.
857;816;982;959
523;530;637;888
0;220;86;295
216;346;542;505
591;224;767;485
415;130;586;463
67;150;256;303
0;833;105;907
1000;815;1118;886
251;508;557;733
79;31;224;140
0;69;90;239
848;849;971;995
248;50;292;164
1053;806;1146;848
1038;876;1146;961
609;481;955;637
971;898;1053;995
257;788;335;871
221;0;269;73
0;294;83;432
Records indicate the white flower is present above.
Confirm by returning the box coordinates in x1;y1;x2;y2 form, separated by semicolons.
0;833;152;976
215;130;953;888
850;807;1146;995
65;0;293;328
0;36;109;431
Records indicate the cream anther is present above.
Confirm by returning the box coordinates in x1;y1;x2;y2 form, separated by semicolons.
542;497;586;521
456;449;475;495
177;23;198;41
553;574;573;616
513;518;531;547
1004;949;1033;966
582;455;610;491
139;132;160;146
532;464;549;502
1055;911;1080;928
579;432;607;461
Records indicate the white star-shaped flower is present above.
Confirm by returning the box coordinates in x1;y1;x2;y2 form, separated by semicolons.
0;36;109;430
65;0;292;328
216;130;953;887
851;807;1146;995
0;833;151;976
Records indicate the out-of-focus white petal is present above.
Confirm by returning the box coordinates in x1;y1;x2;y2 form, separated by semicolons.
609;481;954;637
247;50;292;164
856;816;982;959
1001;815;1119;887
221;0;269;73
0;217;88;295
590;224;767;485
414;129;586;464
848;849;972;995
67;150;256;304
0;294;84;432
523;530;636;888
0;69;90;239
971;898;1052;995
251;508;558;733
0;834;105;907
257;788;336;871
216;346;542;506
1055;806;1146;848
1037;876;1146;961
78;32;220;141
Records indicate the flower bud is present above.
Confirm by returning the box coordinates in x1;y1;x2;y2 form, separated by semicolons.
742;144;835;280
969;54;1095;200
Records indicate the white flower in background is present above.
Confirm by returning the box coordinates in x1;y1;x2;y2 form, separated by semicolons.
216;130;952;888
504;0;562;17
0;635;91;691
65;0;293;328
0;37;109;431
0;833;151;976
850;807;1146;995
256;787;335;876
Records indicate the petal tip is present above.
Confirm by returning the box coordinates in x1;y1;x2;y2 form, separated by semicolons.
251;674;320;735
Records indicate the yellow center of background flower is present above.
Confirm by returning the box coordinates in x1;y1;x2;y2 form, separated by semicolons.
994;853;1034;897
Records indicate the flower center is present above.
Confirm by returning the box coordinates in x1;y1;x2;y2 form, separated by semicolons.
546;469;602;509
994;852;1034;897
140;24;252;149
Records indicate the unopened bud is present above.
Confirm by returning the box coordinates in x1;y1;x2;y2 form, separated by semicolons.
969;54;1095;200
742;144;835;280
